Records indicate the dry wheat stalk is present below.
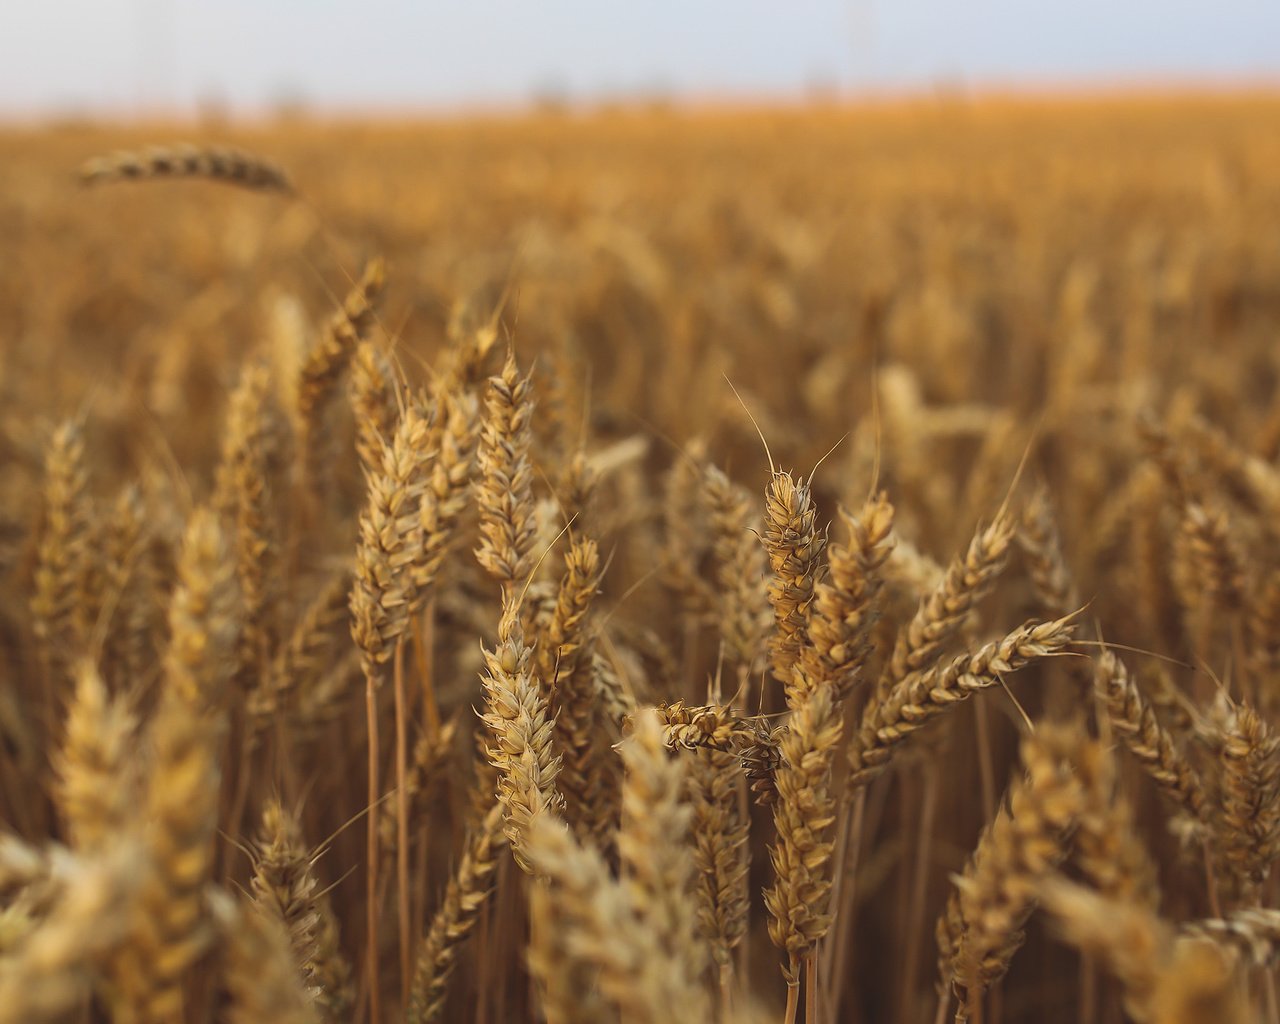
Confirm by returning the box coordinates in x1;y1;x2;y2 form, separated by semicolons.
99;484;155;692
250;569;352;735
412;390;479;602
407;802;506;1024
545;538;609;842
688;746;751;973
351;340;400;473
1071;731;1161;909
656;700;766;754
1217;703;1280;903
350;402;430;678
661;447;716;620
481;628;563;873
31;418;92;686
1018;484;1079;617
250;800;348;1013
879;513;1015;704
1093;651;1208;833
763;472;825;704
850;616;1076;790
298;259;387;482
218;896;320;1024
793;491;896;705
705;464;771;674
108;509;239;1022
947;727;1084;1015
379;718;457;850
0;839;144;1024
1039;878;1248;1024
475;351;537;600
526;812;710;1024
619;708;703;990
55;660;138;852
765;684;842;988
219;363;279;687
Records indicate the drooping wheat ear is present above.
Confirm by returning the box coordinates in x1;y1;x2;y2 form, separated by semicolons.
217;896;320;1024
1183;908;1280;968
765;685;842;986
656;700;767;754
475;351;537;601
412;390;479;602
379;718;457;850
689;746;750;973
1217;703;1280;904
545;539;609;842
1071;731;1161;910
407;802;506;1024
249;569;351;736
298;258;387;482
763;472;826;704
525;813;710;1024
218;363;278;687
31;418;92;686
109;509;239;1021
948;726;1084;1014
1017;484;1079;617
80;143;294;192
350;340;400;473
583;651;632;844
795;491;896;704
0;838;144;1024
619;708;704;988
1038;878;1247;1024
56;660;138;852
249;800;334;1010
849;616;1075;790
704;464;771;677
879;512;1015;704
481;628;563;873
1093;651;1208;833
350;402;430;680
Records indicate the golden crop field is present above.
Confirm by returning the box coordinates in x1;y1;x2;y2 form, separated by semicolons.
2;93;1280;1024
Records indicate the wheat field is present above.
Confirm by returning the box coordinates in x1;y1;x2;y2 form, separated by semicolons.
3;93;1280;1023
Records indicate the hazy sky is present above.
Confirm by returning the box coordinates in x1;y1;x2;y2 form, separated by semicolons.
2;1;1278;117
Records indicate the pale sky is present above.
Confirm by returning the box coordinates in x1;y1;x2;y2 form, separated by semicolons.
2;1;1278;118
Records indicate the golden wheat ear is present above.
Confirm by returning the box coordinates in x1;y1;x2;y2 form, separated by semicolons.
79;143;294;193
